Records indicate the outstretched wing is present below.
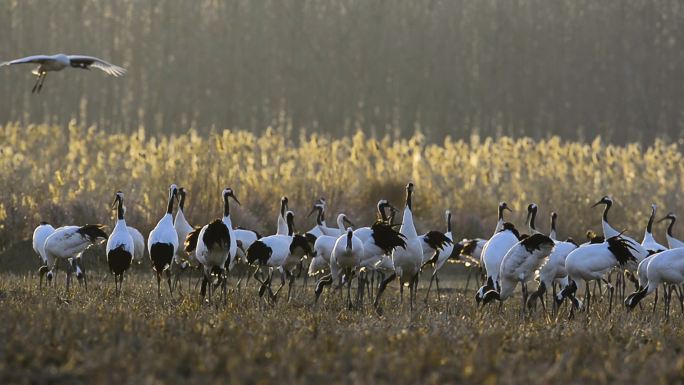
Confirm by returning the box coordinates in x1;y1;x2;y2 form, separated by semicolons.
0;55;54;67
68;55;126;77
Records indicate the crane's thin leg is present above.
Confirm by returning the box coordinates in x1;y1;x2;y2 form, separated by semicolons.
37;73;47;93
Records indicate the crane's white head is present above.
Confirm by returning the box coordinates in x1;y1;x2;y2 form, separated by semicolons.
339;213;354;228
222;188;241;205
499;201;512;212
591;195;613;207
112;191;124;208
168;184;179;199
307;202;324;218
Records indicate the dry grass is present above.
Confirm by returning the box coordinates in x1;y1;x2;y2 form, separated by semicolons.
1;122;683;251
1;268;683;385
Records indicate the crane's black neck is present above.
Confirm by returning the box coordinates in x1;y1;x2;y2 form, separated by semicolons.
223;195;231;218
529;208;536;231
668;217;676;237
406;190;413;211
498;205;505;221
646;208;655;234
447;212;452;233
602;201;612;222
179;193;186;211
280;199;287;217
166;193;175;215
346;230;353;250
287;215;295;236
316;207;323;226
117;197;124;220
551;214;557;232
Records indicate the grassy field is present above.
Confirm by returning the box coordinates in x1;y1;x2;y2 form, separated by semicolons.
1;262;683;385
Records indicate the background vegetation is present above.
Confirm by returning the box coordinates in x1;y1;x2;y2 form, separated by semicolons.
1;122;682;252
2;0;684;143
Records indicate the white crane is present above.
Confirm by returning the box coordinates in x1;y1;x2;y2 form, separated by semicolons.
106;192;135;296
308;213;354;277
353;200;394;242
422;210;457;302
374;182;424;311
494;201;513;233
591;196;648;261
32;222;55;288
527;239;578;313
148;184;179;297
557;235;638;315
481;234;555;314
549;212;558;241
246;211;311;302
185;217;231;303
174;187;194;267
625;248;684;319
658;213;684;249
476;222;521;303
315;227;365;309
276;196;289;235
1;54;126;93
44;224;108;292
636;204;668;292
219;188;240;272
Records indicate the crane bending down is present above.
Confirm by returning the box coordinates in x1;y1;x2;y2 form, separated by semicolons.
1;54;126;93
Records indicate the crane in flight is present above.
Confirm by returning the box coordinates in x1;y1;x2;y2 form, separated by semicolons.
1;53;126;93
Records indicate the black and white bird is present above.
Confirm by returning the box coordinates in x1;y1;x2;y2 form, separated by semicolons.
315;227;365;308
147;184;179;297
482;234;555;311
276;196;289;235
557;235;638;314
658;213;684;249
105;192;135;296
44;224;108;292
1;54;126;93
476;222;521;303
635;204;669;291
308;213;354;277
494;201;513;234
353;200;394;242
374;183;424;311
527;238;578;312
549;212;559;241
32;222;55;288
591;196;649;261
174;187;195;267
422;210;457;302
219;188;240;272
185;192;233;304
625;248;684;318
247;211;312;302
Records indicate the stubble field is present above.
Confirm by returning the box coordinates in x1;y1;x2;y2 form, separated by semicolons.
0;265;683;385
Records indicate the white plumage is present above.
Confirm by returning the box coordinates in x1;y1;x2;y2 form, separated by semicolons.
106;192;135;295
1;53;126;93
626;248;684;318
476;222;520;301
174;187;194;265
44;224;108;291
148;184;179;297
483;234;555;305
32;222;55;287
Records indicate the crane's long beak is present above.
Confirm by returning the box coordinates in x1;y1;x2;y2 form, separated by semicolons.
504;205;513;212
590;200;602;208
111;197;118;209
230;193;241;206
307;206;317;218
656;216;668;223
343;217;355;227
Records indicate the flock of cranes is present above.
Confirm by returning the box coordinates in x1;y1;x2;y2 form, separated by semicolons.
29;182;684;319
